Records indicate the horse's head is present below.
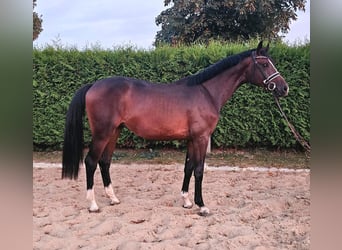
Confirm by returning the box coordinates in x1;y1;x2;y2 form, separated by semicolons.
246;41;289;97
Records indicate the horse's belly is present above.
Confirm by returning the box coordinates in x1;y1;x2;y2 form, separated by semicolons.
124;115;189;140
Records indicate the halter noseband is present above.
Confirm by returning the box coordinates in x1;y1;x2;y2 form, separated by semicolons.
252;51;281;91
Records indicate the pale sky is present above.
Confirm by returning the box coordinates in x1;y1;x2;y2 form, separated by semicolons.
33;0;310;50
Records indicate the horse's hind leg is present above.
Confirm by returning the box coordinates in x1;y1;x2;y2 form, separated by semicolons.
85;139;108;212
84;125;117;212
99;128;121;206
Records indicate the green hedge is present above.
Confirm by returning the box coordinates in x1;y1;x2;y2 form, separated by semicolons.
33;41;310;150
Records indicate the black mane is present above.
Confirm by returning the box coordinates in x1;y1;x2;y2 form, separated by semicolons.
183;49;255;86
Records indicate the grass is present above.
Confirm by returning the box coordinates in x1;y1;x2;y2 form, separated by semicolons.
33;148;310;169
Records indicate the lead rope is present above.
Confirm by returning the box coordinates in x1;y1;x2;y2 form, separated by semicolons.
273;94;311;154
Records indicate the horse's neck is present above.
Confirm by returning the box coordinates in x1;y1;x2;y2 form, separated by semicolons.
202;62;247;111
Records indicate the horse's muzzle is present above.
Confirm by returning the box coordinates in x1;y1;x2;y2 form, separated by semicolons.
275;84;289;97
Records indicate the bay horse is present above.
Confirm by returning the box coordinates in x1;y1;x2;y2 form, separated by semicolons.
62;41;289;216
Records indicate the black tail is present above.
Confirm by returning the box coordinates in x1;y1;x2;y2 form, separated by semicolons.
62;84;93;179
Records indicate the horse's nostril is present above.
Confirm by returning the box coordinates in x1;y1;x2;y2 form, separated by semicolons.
284;86;288;92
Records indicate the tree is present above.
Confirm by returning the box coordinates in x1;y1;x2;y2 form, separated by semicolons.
155;0;306;45
33;0;43;41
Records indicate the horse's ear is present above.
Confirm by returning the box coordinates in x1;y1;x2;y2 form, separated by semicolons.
257;41;263;54
265;42;270;52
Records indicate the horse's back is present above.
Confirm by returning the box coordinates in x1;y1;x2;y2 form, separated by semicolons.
88;76;147;94
86;76;192;104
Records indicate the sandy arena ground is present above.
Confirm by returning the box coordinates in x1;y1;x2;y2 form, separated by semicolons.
33;164;310;249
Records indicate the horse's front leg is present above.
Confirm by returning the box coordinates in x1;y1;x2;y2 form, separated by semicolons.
181;138;210;216
181;151;194;209
194;163;210;216
193;136;210;216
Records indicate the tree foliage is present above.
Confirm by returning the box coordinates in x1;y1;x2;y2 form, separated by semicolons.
33;0;43;41
155;0;306;45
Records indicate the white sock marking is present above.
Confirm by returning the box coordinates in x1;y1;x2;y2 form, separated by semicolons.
181;191;193;208
104;184;120;205
199;206;210;216
86;188;99;212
